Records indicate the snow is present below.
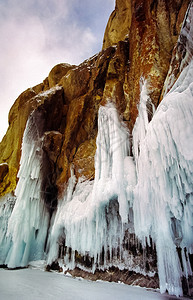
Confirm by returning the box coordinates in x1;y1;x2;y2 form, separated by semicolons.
0;162;8;167
0;268;189;300
34;85;63;98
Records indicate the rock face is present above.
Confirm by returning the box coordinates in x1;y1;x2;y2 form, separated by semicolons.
0;0;192;297
0;0;190;197
104;0;190;130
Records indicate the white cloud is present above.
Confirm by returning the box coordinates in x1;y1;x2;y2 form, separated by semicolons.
0;0;115;141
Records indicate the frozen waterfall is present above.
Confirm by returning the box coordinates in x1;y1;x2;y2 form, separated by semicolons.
46;58;193;296
0;71;193;295
46;104;139;272
0;112;49;268
133;63;193;296
0;75;193;295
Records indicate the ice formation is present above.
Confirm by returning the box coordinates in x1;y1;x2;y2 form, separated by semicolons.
0;194;15;265
47;56;193;295
46;104;138;271
132;4;193;295
0;112;49;268
133;60;193;296
0;69;192;294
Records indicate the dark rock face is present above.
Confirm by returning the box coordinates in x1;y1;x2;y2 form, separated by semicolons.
65;267;159;289
43;131;63;165
0;164;9;184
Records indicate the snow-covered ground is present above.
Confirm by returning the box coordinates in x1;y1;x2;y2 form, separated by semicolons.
0;268;190;300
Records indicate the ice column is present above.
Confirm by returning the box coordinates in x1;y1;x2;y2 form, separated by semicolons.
47;103;132;270
94;103;130;222
4;112;49;268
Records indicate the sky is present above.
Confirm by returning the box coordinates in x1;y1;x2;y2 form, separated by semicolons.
0;0;115;141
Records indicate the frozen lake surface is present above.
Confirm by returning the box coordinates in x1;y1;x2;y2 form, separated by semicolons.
0;268;190;300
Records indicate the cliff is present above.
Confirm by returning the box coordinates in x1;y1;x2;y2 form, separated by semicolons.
0;0;190;198
0;0;193;297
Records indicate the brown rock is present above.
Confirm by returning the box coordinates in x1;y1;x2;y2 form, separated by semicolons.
73;139;96;180
56;48;117;193
56;95;88;188
48;63;75;88
42;131;63;201
59;64;91;103
103;0;190;130
103;40;129;113
64;267;159;289
103;0;132;49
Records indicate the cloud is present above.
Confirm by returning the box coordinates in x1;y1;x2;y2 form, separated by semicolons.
0;0;115;141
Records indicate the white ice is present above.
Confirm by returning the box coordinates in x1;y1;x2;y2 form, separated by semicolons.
133;44;193;298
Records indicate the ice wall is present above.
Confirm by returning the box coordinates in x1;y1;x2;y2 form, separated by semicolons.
0;112;49;268
133;62;193;296
131;3;193;296
46;104;139;272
